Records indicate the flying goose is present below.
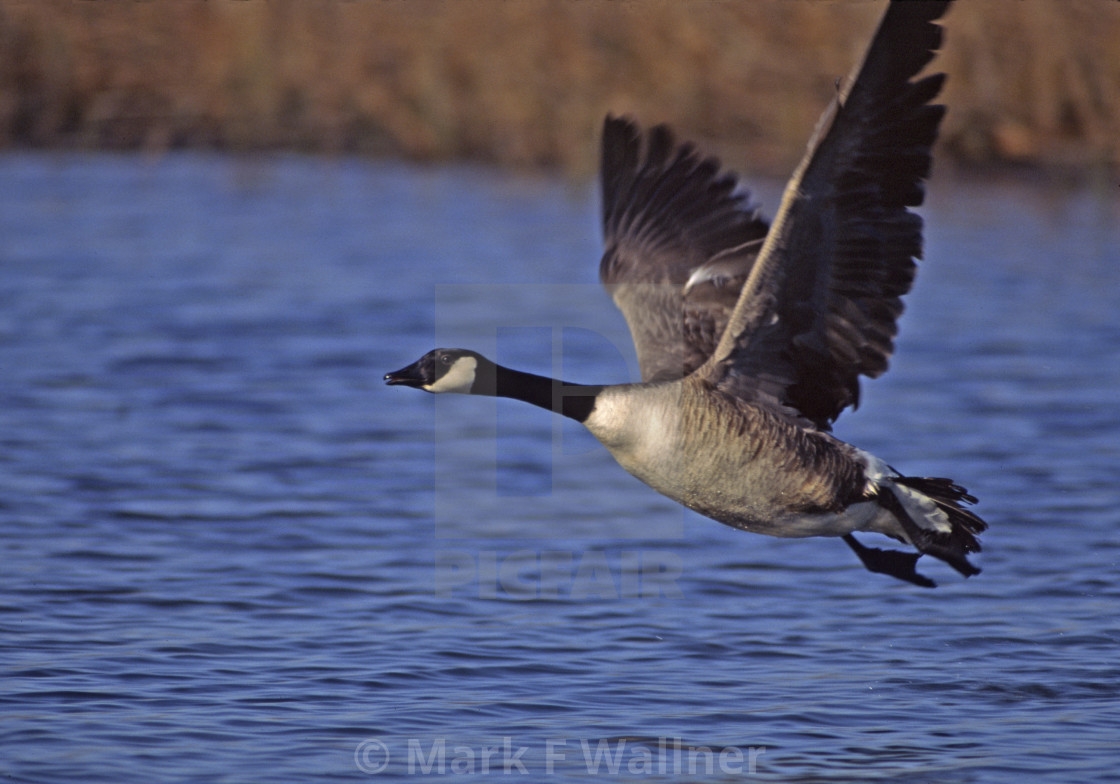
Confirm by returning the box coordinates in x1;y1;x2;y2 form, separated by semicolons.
386;1;987;587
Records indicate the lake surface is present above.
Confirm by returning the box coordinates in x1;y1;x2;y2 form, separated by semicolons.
1;153;1118;783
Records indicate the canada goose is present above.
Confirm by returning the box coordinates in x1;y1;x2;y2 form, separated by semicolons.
386;1;986;587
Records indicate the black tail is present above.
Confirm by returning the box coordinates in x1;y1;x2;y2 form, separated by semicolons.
892;476;988;576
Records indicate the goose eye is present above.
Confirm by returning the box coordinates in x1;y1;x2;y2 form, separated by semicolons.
440;354;452;364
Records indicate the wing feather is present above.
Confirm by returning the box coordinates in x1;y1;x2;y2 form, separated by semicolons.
599;116;769;382
701;0;951;428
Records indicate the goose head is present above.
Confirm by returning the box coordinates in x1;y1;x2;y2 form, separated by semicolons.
384;348;493;394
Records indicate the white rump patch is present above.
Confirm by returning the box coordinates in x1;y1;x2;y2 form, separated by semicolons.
855;448;951;536
425;356;478;394
892;482;952;534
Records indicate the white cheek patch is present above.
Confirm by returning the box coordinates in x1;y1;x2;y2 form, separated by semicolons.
424;356;478;394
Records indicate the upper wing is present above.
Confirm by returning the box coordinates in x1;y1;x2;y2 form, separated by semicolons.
599;116;769;382
700;0;951;428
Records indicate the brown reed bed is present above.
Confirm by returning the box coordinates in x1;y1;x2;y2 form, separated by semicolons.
1;1;1117;178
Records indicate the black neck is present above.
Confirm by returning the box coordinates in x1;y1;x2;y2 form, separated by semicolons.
474;364;602;423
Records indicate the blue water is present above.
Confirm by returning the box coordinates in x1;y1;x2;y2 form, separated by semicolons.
2;153;1118;783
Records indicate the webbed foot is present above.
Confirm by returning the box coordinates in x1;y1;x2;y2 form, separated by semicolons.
843;534;936;588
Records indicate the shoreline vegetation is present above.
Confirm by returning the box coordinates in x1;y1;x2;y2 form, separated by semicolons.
1;1;1118;180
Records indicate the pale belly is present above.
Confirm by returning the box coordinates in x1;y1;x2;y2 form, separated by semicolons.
614;449;889;539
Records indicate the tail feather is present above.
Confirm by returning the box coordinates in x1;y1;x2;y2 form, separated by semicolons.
888;476;988;577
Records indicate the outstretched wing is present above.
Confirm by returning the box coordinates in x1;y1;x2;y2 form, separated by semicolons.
700;0;950;428
599;116;769;382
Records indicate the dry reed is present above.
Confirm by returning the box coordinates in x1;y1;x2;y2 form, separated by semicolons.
1;0;1118;177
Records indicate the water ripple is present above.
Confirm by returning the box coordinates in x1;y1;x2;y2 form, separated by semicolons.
1;155;1118;783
